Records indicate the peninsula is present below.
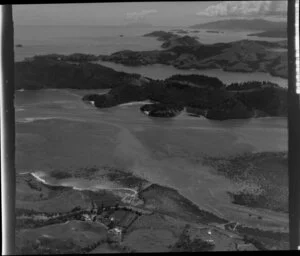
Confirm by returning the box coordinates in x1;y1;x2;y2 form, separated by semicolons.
100;30;287;79
15;55;287;120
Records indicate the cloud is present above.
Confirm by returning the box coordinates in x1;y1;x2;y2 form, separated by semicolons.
197;1;287;18
125;9;158;21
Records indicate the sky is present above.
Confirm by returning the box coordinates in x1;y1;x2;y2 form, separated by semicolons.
13;1;288;27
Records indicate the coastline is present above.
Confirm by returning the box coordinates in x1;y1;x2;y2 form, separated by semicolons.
14;13;290;253
25;159;288;229
16;165;289;252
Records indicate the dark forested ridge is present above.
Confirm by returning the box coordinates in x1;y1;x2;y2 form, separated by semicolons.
101;31;287;79
15;55;141;90
15;54;287;120
81;73;287;120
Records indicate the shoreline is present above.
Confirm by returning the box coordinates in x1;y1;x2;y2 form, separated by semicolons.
96;60;288;82
23;161;288;231
16;167;289;251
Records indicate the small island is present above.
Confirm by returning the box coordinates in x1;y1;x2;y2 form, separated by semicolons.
206;30;223;34
175;29;188;34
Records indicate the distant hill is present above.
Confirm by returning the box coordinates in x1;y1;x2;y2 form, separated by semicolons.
248;28;287;38
14;55;144;90
190;19;286;31
101;38;288;79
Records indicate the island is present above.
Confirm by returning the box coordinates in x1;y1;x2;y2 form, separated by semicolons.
206;30;223;34
101;30;287;79
15;55;287;120
82;75;286;120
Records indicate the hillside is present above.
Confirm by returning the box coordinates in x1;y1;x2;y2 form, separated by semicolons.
83;74;287;120
101;36;288;78
14;54;287;120
16;168;289;252
15;55;146;90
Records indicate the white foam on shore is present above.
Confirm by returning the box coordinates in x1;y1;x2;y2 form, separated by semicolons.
19;172;30;175
31;172;48;184
30;172;87;191
119;100;152;107
42;234;53;238
16;117;59;123
58;181;87;191
29;171;138;195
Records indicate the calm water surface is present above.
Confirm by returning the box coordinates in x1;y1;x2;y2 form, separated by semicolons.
15;90;287;197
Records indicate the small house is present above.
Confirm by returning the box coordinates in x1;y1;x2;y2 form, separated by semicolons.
107;227;123;243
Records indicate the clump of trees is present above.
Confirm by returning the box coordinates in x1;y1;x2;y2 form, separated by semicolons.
226;81;279;91
171;225;215;252
15;55;142;90
49;169;73;179
140;103;184;117
166;74;225;89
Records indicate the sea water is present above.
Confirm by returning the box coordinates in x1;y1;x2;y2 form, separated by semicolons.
14;25;288;226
